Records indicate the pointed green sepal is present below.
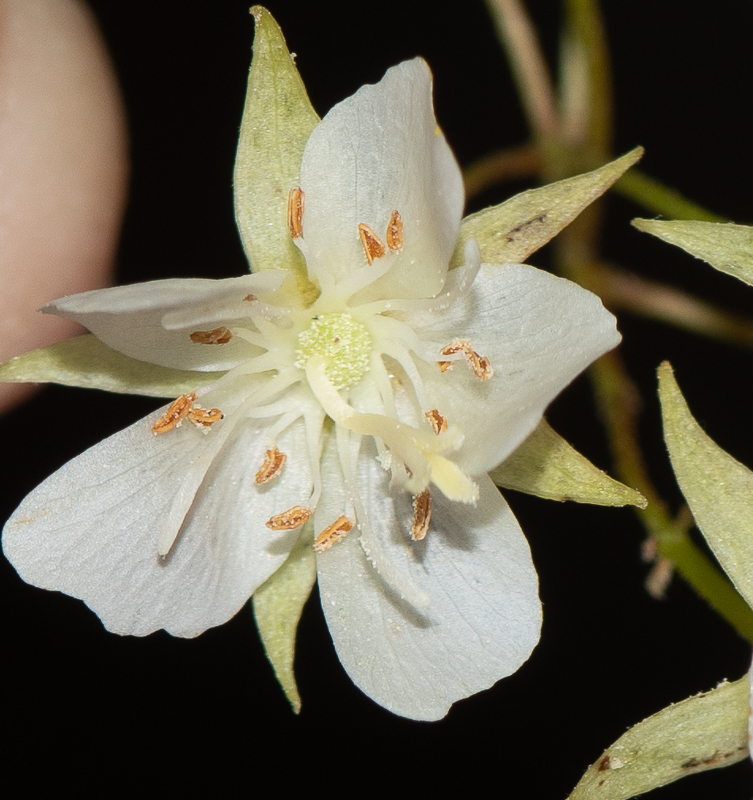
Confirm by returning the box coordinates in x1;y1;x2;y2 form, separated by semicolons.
490;418;646;508
253;525;317;714
659;361;753;609
567;676;749;800
234;6;319;294
453;147;643;267
0;335;222;398
633;219;753;287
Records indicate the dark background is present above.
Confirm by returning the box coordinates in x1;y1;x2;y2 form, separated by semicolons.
3;1;753;797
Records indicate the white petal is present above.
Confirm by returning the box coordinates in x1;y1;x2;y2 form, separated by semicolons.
406;263;620;474
316;446;541;720
300;59;463;300
43;271;285;371
2;407;313;638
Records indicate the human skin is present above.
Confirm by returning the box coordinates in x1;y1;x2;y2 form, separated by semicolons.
0;0;128;414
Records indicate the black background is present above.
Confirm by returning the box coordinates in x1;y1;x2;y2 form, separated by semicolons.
3;1;753;797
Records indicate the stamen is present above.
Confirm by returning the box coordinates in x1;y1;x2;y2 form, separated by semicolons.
189;326;233;345
243;294;257;302
424;409;448;435
255;446;287;484
314;515;353;552
466;348;494;380
411;489;432;541
358;223;386;264
287;187;304;239
152;393;197;434
187;406;224;431
439;340;468;358
266;505;312;531
386;210;404;251
438;340;493;380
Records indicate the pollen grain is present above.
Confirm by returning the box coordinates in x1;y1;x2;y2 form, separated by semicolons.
187;406;224;430
152;393;197;434
411;489;432;541
255;446;287;484
424;409;448;434
438;339;493;380
189;326;233;345
266;505;312;531
287;187;305;239
386;210;404;251
358;223;386;264
314;515;354;552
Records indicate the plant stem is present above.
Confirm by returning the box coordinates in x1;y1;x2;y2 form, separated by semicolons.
615;169;727;222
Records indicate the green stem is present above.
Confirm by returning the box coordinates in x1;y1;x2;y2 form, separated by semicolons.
616;169;727;222
589;350;753;643
485;0;560;140
462;143;541;202
592;261;753;350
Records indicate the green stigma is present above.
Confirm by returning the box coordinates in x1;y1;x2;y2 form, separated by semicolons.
295;313;372;390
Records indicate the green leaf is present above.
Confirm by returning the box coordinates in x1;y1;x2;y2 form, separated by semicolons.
659;361;753;609
253;525;317;714
453;147;642;267
567;676;749;800
233;6;319;293
633;219;753;287
490;418;646;508
0;335;221;398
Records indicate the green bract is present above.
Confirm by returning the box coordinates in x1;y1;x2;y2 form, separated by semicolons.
633;219;753;288
490;418;645;508
567;677;749;800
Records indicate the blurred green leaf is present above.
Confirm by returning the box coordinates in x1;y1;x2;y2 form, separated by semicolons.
253;525;317;713
659;361;753;608
454;148;642;268
0;335;219;397
490;418;646;508
234;6;319;291
568;677;749;799
633;219;753;286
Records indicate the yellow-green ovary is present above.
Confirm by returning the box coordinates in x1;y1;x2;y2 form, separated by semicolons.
295;313;372;390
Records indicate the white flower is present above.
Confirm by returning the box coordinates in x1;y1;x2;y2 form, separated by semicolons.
2;59;619;720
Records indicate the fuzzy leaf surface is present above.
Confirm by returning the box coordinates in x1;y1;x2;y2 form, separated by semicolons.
0;335;219;397
253;525;316;713
633;219;753;287
453;147;643;267
568;677;749;800
490;418;645;507
234;6;319;287
659;361;753;608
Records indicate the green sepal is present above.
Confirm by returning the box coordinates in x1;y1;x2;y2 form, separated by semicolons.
659;361;753;609
0;335;222;398
234;6;319;299
567;676;749;800
453;147;643;268
633;219;753;287
253;524;317;714
490;418;646;508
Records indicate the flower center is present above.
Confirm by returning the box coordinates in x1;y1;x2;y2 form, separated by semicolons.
295;312;372;390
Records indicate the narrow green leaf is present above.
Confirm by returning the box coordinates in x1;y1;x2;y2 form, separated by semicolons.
233;6;319;290
253;525;317;714
633;219;753;287
453;147;642;267
490;418;646;508
568;677;749;800
659;361;753;609
0;335;221;397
